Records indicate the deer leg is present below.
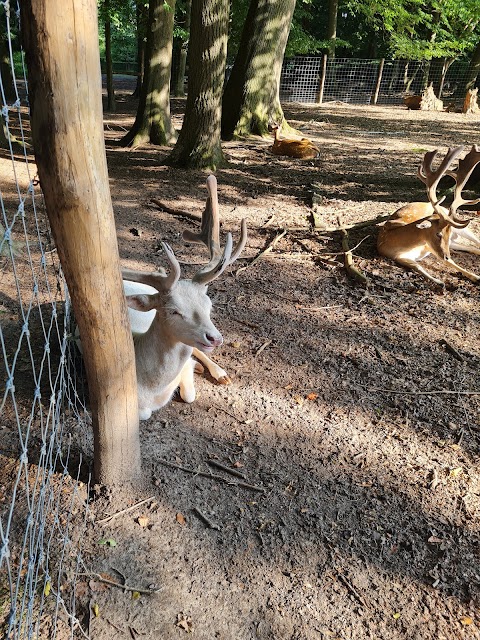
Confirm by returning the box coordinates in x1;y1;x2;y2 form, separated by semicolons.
192;347;231;385
450;240;480;256
443;257;480;282
452;226;480;248
179;358;197;403
394;257;445;286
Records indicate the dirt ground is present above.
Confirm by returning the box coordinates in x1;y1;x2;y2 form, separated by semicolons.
9;77;480;639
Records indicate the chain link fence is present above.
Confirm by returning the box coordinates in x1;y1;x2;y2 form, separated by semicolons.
1;2;91;638
279;56;473;106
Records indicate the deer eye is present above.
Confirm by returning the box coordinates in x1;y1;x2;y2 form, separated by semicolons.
436;232;443;238
170;309;183;318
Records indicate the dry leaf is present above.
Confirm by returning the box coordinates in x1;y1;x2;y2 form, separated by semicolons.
132;591;140;600
284;384;294;390
306;392;318;401
44;580;51;596
137;515;149;527
293;395;304;405
449;467;463;478
176;613;193;633
392;612;401;620
460;616;473;626
233;461;244;468
176;512;186;525
427;536;443;544
92;603;100;617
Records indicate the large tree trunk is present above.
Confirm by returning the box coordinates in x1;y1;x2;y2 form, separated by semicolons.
171;0;191;97
221;0;296;140
327;0;338;58
21;0;141;486
132;1;148;98
0;16;15;103
167;0;229;169
464;40;480;94
104;0;116;112
121;0;177;147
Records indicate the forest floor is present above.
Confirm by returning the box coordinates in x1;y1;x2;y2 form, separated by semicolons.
10;76;480;639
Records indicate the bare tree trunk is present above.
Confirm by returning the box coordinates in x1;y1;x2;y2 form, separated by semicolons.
221;0;296;140
168;0;229;169
104;0;116;112
0;13;15;103
327;0;338;58
171;0;191;97
464;40;480;93
121;0;176;147
132;1;148;99
21;0;141;486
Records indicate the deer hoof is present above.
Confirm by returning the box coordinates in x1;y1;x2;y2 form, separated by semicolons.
217;375;232;385
194;362;205;374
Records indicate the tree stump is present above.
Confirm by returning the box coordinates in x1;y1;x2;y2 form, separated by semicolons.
463;88;479;114
404;85;443;111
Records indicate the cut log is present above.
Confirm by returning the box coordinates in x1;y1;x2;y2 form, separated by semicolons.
463;88;479;114
404;85;443;111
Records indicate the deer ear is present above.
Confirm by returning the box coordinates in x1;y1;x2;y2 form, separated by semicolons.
416;220;432;229
126;293;160;312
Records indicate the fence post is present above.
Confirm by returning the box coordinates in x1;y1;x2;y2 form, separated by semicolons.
316;54;328;104
21;0;142;486
371;58;385;105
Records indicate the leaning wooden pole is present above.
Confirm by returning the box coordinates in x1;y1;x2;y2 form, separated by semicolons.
21;0;141;485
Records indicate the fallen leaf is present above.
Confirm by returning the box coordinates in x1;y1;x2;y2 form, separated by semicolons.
449;467;463;478
427;536;443;544
284;384;294;390
460;616;473;626
176;512;186;525
306;392;318;401
176;613;193;633
44;580;51;596
92;603;100;617
137;515;149;527
233;461;244;468
293;395;304;405
132;591;140;600
98;538;117;547
393;612;401;620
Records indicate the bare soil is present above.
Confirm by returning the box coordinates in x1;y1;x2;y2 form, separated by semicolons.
9;77;480;639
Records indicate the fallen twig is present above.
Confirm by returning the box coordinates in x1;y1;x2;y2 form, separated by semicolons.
96;496;155;525
236;229;287;274
439;338;464;362
192;507;221;530
369;387;480;396
255;339;272;357
158;459;265;492
150;198;202;223
206;459;246;479
337;215;368;285
336;571;370;610
81;573;161;595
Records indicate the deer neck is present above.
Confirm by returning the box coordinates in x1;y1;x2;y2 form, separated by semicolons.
133;313;193;384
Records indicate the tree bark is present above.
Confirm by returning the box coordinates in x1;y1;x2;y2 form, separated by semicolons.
121;0;177;147
104;0;116;112
171;0;191;97
132;1;148;98
464;40;480;93
221;0;296;140
21;0;141;486
327;0;338;58
0;13;15;103
167;0;229;169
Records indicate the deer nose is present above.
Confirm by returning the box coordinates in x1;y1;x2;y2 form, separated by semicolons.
206;333;223;347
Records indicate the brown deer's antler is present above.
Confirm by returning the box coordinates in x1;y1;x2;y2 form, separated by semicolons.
418;146;480;228
183;175;247;285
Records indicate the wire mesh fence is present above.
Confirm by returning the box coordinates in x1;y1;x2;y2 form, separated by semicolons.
280;57;474;106
1;2;91;638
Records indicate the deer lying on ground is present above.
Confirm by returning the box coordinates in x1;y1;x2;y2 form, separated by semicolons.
122;175;247;420
269;124;320;160
377;145;480;286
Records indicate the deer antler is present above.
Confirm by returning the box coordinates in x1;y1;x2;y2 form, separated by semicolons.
122;242;181;291
183;175;247;285
417;146;480;229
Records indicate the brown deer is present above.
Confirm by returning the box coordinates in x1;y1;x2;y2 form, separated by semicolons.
269;125;320;160
377;146;480;286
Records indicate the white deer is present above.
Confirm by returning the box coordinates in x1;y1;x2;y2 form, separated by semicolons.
122;175;247;420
